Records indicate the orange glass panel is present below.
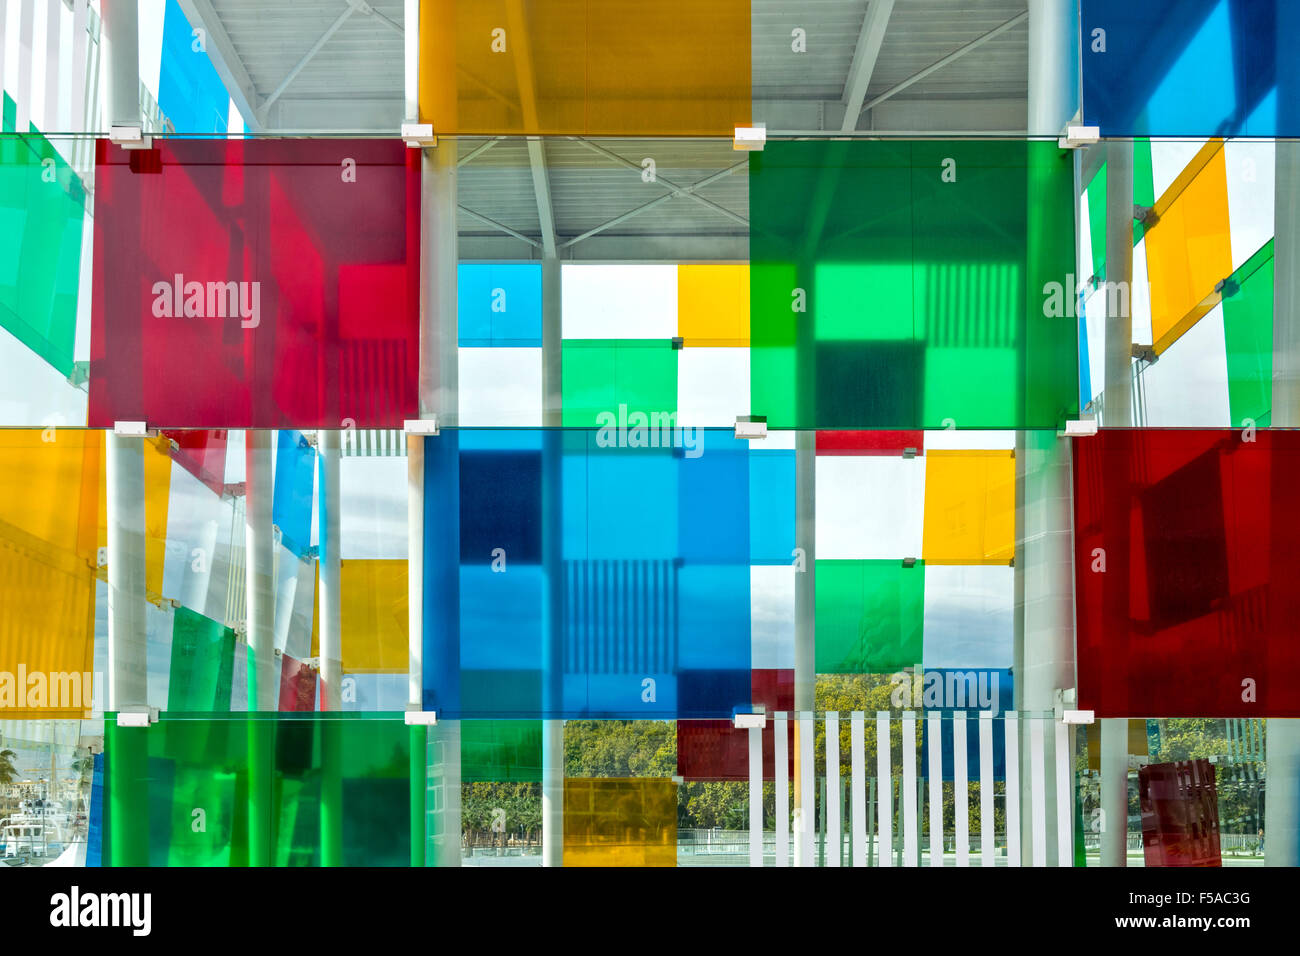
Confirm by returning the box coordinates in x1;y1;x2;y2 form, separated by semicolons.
678;264;749;346
311;559;408;674
419;0;750;136
921;450;1015;565
1145;142;1232;349
563;777;677;867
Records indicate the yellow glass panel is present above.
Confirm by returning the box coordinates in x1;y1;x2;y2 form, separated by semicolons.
921;450;1015;565
0;430;101;717
1145;142;1232;348
419;0;751;136
311;559;408;673
678;264;749;346
563;777;677;867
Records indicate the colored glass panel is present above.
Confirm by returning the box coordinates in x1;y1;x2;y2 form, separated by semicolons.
1222;240;1273;427
921;451;1015;565
419;0;750;136
157;0;230;136
815;430;923;456
89;140;420;429
560;340;677;427
104;716;410;866
0;96;85;377
162;429;229;496
311;559;408;674
458;263;542;347
462;720;542;782
919;668;1013;781
1081;0;1300;137
676;669;794;781
426;429;751;719
562;777;677;866
749;448;795;565
279;654;318;712
273;430;316;559
677;264;748;346
815;560;925;674
749;141;1077;429
166;607;236;712
1138;759;1222;867
1144;142;1233;350
1074;428;1300;716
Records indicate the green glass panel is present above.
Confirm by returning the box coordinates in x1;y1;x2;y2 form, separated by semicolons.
815;559;925;674
1223;240;1274;428
1133;138;1156;243
463;720;543;782
105;715;410;867
167;607;236;712
749;140;1076;429
0;94;85;376
561;339;678;427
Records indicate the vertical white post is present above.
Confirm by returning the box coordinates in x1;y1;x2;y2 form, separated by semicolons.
749;724;763;867
1006;712;1021;866
318;430;342;711
245;431;276;711
954;712;968;867
106;434;147;712
43;0;61;131
72;0;88;133
980;712;995;866
928;711;943;867
1267;140;1300;867
1100;717;1129;866
851;711;866;867
181;519;219;620
793;432;816;865
540;256;564;868
100;0;138;129
1031;717;1048;866
902;710;918;866
876;711;892;866
1056;720;1074;866
775;713;789;867
798;712;815;866
825;712;840;867
16;0;34;133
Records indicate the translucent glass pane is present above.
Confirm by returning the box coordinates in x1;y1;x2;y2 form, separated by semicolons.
918;668;1013;780
560;340;677;428
0;108;86;378
1074;428;1300;716
749;141;1077;429
1138;759;1222;866
1144;142;1233;350
419;0;750;136
458;263;542;347
1081;0;1300;137
815;560;925;674
273;430;316;559
104;716;410;866
562;777;677;866
462;720;542;782
1222;240;1274;427
921;450;1015;566
89;141;420;429
311;559;408;674
166;606;237;712
677;264;748;346
425;429;751;719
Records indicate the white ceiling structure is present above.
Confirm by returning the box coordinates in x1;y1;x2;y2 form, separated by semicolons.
180;0;1033;262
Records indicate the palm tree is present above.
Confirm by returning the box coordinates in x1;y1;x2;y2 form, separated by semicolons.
0;749;19;787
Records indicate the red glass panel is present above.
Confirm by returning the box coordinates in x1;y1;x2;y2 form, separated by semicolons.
1138;759;1221;867
1074;428;1300;716
89;140;420;429
815;430;924;457
278;653;318;712
676;669;794;780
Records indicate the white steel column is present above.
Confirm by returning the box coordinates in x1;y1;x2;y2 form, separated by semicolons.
101;0;139;130
244;431;276;711
541;254;564;868
106;434;148;712
775;712;789;866
954;713;969;866
749;724;763;866
980;712;995;866
851;711;866;866
318;430;342;711
1267;139;1300;866
928;711;943;866
876;711;892;866
793;430;816;865
826;712;840;866
901;711;917;865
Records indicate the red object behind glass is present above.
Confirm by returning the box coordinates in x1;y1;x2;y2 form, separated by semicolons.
676;669;794;780
1138;759;1221;867
1074;428;1300;716
90;140;420;428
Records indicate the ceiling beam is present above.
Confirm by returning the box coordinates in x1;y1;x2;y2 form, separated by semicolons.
258;5;355;118
860;10;1029;116
505;0;557;257
841;0;895;132
458;205;542;247
177;0;263;131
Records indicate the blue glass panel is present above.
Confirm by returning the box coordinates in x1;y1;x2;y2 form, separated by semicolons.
424;428;752;718
273;430;316;558
920;668;1014;781
749;449;795;565
158;0;231;136
457;263;543;346
1081;0;1300;136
